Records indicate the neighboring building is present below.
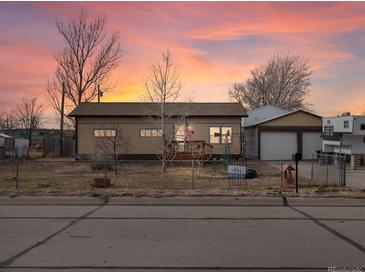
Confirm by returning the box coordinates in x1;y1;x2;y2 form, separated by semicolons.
0;133;30;159
244;108;322;160
0;128;74;141
0;133;14;159
69;102;247;159
322;115;365;169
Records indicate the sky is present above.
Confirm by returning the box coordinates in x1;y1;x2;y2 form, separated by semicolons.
1;1;365;127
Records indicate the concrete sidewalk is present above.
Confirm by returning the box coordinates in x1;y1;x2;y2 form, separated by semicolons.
0;196;364;271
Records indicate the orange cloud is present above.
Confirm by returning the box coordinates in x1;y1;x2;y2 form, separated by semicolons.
1;1;365;126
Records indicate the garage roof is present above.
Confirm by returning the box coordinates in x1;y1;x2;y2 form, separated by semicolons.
244;109;322;128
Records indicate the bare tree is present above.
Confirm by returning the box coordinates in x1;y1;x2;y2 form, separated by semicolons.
16;97;43;158
229;54;313;111
142;50;183;172
93;128;128;175
0;111;19;135
47;9;123;152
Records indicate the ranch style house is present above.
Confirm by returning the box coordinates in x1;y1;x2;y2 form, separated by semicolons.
69;102;247;159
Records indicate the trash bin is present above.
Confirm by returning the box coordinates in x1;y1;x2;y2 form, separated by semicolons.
0;146;5;160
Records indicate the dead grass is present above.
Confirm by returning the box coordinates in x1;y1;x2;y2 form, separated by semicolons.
0;159;364;198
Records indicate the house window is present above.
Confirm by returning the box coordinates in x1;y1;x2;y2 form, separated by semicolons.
344;120;349;129
209;127;220;144
94;129;117;138
221;127;232;143
361;124;365;130
209;127;232;144
323;125;334;136
140;129;162;137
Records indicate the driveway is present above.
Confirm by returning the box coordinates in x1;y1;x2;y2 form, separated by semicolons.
0;196;364;271
264;161;365;190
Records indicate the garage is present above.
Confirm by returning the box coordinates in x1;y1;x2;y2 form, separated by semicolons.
302;132;322;160
244;109;323;160
260;132;297;160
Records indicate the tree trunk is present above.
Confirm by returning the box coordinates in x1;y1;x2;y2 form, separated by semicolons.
27;125;32;159
60;82;65;157
161;103;166;173
114;137;117;175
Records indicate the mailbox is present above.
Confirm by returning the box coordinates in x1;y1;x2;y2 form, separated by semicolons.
293;152;302;162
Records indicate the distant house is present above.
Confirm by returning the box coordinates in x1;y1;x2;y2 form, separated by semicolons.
69;102;247;159
322;115;365;169
243;107;322;160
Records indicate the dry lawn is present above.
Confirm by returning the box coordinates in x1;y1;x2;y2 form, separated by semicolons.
0;159;364;198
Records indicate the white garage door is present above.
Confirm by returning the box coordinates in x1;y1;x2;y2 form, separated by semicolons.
261;132;297;160
302;132;322;160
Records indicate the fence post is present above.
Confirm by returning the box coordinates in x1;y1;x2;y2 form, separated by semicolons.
191;160;195;190
15;159;19;191
280;162;283;192
326;156;329;184
104;160;107;188
311;154;314;181
343;157;346;186
295;158;299;193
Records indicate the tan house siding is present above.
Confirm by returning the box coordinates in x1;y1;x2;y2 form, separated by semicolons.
262;111;322;127
77;116;242;156
187;117;241;155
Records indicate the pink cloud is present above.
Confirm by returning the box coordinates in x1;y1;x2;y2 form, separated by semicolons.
1;1;365;124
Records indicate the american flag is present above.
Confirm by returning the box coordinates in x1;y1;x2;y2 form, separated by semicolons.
184;125;193;141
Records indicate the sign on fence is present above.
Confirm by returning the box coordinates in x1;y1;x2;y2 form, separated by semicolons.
228;164;246;179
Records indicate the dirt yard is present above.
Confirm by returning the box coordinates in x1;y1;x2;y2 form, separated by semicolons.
0;159;364;198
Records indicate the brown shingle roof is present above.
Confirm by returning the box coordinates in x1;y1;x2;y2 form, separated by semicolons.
68;102;246;117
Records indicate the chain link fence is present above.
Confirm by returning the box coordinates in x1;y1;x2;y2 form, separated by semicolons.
310;153;346;186
1;156;347;195
0;159;251;194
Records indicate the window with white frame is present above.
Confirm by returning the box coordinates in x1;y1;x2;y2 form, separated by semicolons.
140;129;162;137
209;126;232;144
209;127;220;144
323;125;334;136
94;129;117;138
344;120;349;129
221;127;232;143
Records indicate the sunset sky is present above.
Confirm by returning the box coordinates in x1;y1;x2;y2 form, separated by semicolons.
1;1;365;127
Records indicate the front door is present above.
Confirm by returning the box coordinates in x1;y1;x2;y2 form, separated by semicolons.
174;123;185;152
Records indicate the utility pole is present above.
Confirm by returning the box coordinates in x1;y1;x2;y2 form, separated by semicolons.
98;84;103;103
60;82;65;157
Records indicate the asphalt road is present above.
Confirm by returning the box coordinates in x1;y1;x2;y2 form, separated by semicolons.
0;196;364;271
